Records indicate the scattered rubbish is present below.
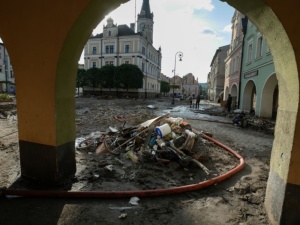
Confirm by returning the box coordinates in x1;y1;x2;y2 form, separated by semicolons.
129;197;140;205
75;113;216;179
91;174;100;181
109;126;119;133
114;157;124;165
155;123;171;137
126;150;139;163
105;165;114;171
109;206;142;211
147;105;157;109
118;213;127;219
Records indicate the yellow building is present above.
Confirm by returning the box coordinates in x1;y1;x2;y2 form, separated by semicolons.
84;0;161;98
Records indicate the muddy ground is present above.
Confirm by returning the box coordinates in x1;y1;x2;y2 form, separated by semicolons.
0;97;274;225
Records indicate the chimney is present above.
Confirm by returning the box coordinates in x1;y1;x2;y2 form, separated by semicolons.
130;23;135;32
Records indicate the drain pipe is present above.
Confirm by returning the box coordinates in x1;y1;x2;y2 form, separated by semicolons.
238;16;248;109
1;131;244;198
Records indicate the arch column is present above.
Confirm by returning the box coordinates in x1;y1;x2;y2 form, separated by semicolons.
0;0;128;184
226;0;300;224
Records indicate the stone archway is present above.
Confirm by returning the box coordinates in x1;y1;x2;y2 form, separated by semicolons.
242;80;256;113
224;86;229;101
231;83;238;110
225;1;300;224
0;0;128;184
0;0;299;224
260;73;278;118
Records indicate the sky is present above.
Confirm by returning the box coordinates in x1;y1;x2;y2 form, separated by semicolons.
80;0;235;83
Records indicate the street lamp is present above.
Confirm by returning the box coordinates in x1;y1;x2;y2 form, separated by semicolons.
172;51;183;105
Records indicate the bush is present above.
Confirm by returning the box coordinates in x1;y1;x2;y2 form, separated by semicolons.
0;93;11;100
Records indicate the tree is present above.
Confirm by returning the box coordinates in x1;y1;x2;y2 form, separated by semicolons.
76;68;86;96
160;81;170;95
85;67;101;94
100;65;115;90
115;64;144;96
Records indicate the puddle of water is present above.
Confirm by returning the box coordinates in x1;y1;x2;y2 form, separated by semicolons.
157;104;232;123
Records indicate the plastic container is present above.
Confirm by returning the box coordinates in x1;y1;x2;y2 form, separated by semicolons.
155;124;172;138
166;117;183;125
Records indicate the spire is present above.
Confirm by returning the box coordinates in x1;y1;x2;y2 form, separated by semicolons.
138;0;153;19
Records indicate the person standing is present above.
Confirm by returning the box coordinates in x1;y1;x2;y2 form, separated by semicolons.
188;95;193;108
195;94;201;109
227;94;232;113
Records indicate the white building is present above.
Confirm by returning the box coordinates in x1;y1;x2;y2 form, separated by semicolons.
84;0;162;98
0;43;15;93
207;45;230;102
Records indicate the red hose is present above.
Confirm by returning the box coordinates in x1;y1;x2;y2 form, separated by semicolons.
1;129;244;198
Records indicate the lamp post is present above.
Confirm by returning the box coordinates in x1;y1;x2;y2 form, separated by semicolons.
172;51;183;105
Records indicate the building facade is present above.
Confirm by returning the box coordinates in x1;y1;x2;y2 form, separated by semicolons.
224;10;245;108
240;20;277;118
84;0;161;98
0;43;15;93
182;73;199;97
168;73;199;98
207;45;230;102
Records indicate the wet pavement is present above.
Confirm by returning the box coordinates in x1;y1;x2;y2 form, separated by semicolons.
156;101;233;123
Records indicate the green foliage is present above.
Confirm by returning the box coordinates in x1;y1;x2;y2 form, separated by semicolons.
86;67;101;92
100;65;115;89
160;81;170;93
0;93;10;100
76;69;86;88
115;64;144;92
83;64;144;94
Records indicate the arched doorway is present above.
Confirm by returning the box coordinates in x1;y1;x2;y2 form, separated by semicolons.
242;80;256;114
224;86;229;101
231;83;238;110
260;73;278;118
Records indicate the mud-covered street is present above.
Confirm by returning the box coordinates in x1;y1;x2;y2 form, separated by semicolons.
0;97;273;225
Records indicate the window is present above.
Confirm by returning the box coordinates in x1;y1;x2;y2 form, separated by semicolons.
109;31;111;36
142;63;145;72
92;62;96;67
125;45;130;53
247;43;253;63
256;36;263;58
105;45;114;53
0;53;2;59
236;56;239;72
142;47;145;55
231;58;235;73
105;61;114;65
124;61;129;64
92;47;97;55
109;45;114;53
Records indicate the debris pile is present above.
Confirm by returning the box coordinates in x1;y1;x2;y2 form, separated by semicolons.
246;117;275;134
75;114;211;176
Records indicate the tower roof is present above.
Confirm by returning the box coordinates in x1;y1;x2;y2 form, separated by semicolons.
138;0;153;19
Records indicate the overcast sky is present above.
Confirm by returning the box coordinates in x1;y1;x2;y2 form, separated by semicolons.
80;0;235;83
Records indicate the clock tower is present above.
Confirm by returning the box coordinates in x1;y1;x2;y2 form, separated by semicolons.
137;0;154;44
